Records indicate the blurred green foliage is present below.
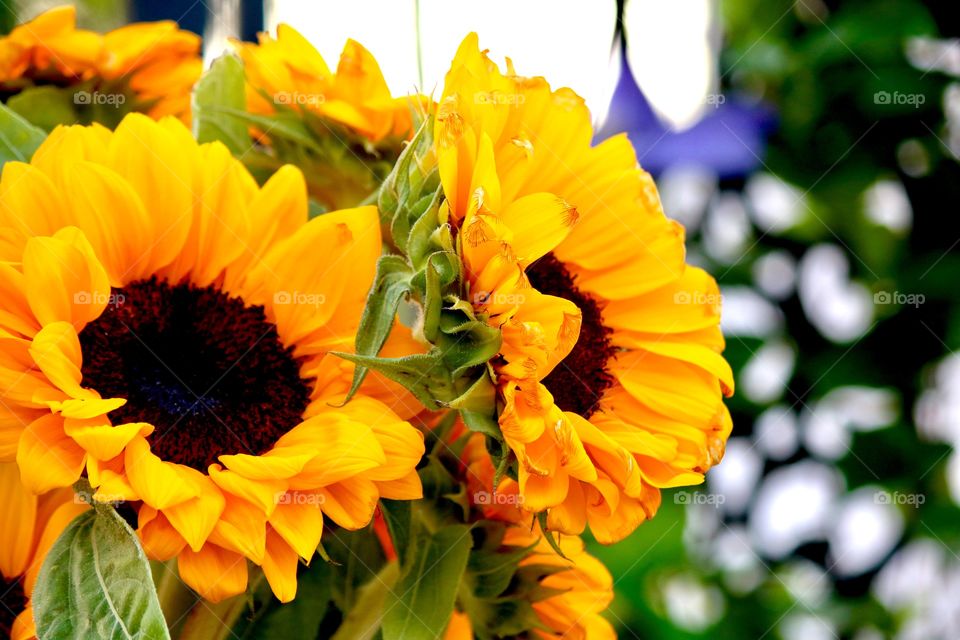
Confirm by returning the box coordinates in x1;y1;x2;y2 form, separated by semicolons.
593;1;960;638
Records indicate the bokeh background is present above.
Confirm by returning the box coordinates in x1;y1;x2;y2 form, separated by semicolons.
4;1;959;638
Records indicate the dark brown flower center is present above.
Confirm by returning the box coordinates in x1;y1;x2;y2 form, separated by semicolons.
526;253;617;418
79;278;312;471
1;576;26;637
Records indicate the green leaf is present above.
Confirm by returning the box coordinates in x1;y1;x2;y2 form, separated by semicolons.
229;107;323;151
379;499;413;567
382;525;473;640
333;351;456;409
6;85;79;131
192;54;250;155
337;255;413;404
330;562;399;640
243;563;331;640
0;101;46;168
33;490;171;640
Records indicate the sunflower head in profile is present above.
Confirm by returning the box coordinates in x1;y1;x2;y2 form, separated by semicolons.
0;5;201;128
232;25;428;210
0;113;425;603
0;463;87;640
442;434;615;640
364;33;733;545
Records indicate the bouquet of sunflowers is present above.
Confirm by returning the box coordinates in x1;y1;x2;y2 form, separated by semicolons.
0;7;732;639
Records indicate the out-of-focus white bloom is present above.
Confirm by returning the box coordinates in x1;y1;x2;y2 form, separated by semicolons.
745;173;806;233
753;250;797;300
798;244;874;343
659;165;718;233
828;487;904;577
864;179;913;233
754;405;800;460
740;340;795;404
749;461;844;558
265;0;619;123
720;286;784;338
623;0;717;129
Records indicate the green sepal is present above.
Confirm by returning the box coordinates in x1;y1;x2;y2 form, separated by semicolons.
407;189;445;267
436;320;502;377
422;258;443;343
336;255;413;404
536;511;570;560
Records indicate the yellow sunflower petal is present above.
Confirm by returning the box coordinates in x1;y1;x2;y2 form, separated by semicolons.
63;419;153;462
138;508;187;561
16;413;86;494
124;436;199;509
318;477;379;530
268;496;324;559
29;322;96;400
262;528;299;603
161;469;226;552
207;495;267;564
22;227;111;329
0;461;37;578
177;544;248;603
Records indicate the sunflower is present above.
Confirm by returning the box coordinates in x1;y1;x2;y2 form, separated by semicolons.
234;24;417;144
432;34;733;543
1;462;88;640
443;530;615;640
0;5;201;124
445;434;615;640
0;113;425;603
